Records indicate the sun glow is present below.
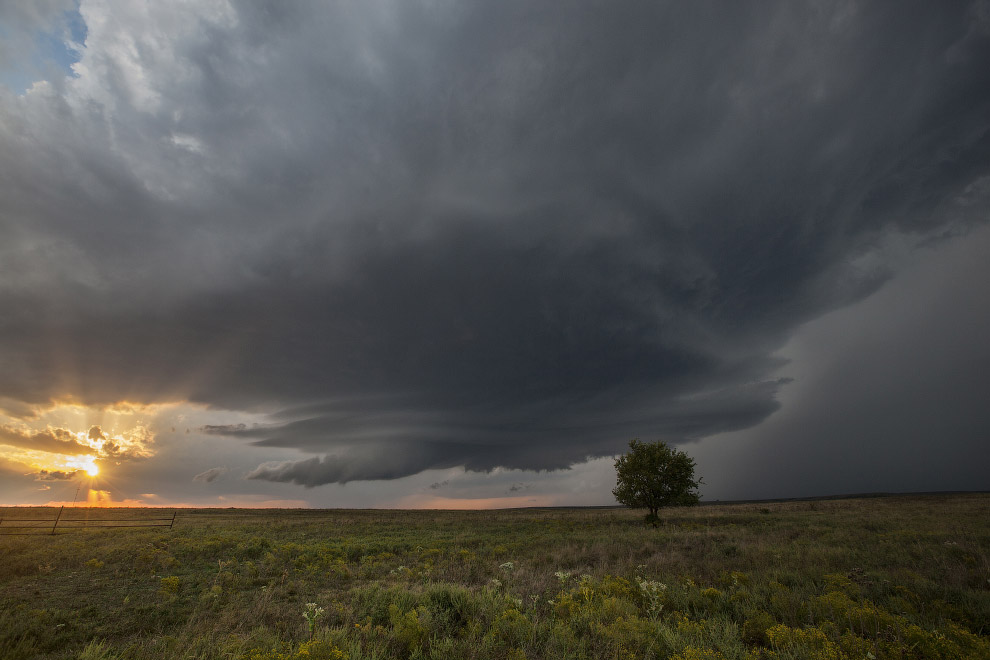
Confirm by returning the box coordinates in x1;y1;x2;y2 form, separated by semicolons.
0;402;158;481
64;454;101;478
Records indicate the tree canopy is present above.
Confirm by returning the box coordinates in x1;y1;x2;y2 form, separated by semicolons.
613;439;702;525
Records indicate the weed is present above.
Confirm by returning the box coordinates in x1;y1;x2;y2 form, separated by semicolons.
302;603;324;640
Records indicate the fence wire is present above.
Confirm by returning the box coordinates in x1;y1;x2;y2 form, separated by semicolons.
0;506;176;535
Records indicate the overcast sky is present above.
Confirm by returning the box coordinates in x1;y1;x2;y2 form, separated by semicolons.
1;1;988;507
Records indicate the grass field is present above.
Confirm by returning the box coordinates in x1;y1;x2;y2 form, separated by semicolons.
1;494;988;659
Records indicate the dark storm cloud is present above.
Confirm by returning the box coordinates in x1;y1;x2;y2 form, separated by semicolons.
692;224;990;499
1;2;989;486
216;378;790;483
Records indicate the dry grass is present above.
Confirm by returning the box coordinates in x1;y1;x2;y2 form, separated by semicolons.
1;494;987;659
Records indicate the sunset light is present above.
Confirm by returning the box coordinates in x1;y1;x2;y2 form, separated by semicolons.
86;464;100;477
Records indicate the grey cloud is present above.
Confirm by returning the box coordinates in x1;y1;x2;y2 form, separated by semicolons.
0;0;77;76
0;2;988;487
193;467;228;483
0;398;42;420
36;469;80;481
201;424;249;435
0;425;93;456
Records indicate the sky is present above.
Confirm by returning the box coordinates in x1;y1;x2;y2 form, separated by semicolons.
0;1;988;508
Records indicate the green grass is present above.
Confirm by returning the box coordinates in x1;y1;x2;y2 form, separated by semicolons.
1;494;988;659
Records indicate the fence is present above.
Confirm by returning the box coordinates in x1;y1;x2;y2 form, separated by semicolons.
0;506;176;535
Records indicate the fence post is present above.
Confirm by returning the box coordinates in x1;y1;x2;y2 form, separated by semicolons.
51;505;64;535
169;510;176;529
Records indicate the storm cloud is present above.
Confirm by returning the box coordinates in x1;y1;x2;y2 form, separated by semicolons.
1;2;988;488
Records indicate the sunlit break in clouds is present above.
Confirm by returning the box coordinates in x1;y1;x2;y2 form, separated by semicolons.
1;1;988;507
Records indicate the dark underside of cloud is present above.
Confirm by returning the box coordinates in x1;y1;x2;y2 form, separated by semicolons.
0;425;92;456
1;2;989;485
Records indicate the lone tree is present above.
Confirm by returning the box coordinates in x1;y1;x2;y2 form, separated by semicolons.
613;439;702;525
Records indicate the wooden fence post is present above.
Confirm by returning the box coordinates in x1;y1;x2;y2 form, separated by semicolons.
51;505;64;535
169;510;176;529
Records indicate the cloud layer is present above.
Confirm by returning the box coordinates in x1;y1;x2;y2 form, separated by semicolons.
0;425;92;455
1;1;988;487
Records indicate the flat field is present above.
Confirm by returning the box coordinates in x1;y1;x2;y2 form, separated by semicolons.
1;494;988;659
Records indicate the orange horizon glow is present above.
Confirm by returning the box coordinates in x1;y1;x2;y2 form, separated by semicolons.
5;496;580;510
29;494;313;509
396;493;562;509
21;490;565;509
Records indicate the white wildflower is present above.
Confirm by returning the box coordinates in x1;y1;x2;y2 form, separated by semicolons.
635;577;667;619
302;602;325;640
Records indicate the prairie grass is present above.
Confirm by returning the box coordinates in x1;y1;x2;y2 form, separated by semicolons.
1;494;987;659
